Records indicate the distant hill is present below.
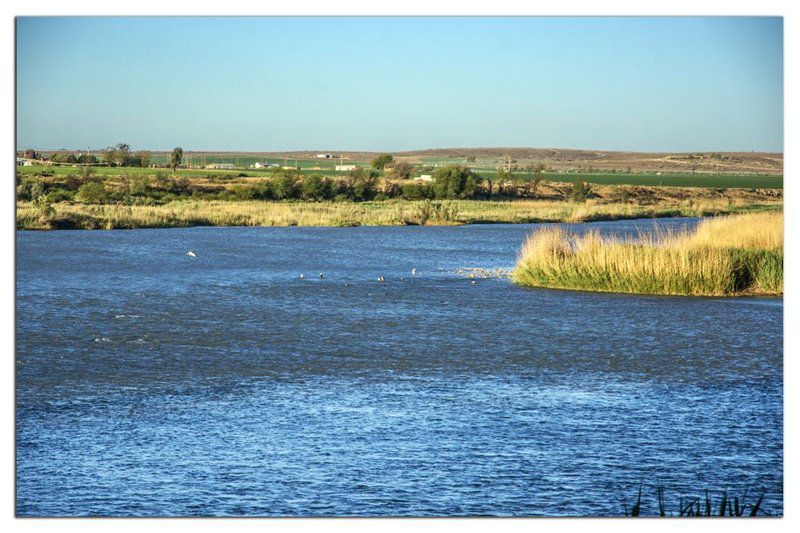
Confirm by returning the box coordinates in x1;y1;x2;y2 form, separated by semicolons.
30;147;783;175
192;148;783;174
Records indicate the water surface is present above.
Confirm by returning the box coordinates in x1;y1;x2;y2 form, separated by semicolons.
16;218;783;516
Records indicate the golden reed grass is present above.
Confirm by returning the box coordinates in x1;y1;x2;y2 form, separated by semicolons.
513;211;783;296
16;197;781;230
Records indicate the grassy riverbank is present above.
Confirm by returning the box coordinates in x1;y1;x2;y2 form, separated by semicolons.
16;197;782;230
513;211;783;296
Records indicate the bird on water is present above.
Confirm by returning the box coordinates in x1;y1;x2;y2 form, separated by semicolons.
186;251;196;258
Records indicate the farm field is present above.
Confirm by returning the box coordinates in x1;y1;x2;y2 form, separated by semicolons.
16;164;783;189
537;171;783;189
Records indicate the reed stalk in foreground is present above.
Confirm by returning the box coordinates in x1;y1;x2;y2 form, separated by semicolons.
512;211;783;296
624;484;770;517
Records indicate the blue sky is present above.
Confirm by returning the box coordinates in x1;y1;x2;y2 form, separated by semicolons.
16;17;783;152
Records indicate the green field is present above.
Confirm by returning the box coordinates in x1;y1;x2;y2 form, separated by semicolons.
16;164;782;189
539;172;783;189
147;154;371;169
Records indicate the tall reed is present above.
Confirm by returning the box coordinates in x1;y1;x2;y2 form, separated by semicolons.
513;211;783;296
16;197;781;230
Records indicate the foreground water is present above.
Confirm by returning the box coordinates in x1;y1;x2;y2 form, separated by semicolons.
16;219;783;517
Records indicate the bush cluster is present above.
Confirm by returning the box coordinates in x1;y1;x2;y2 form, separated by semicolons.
16;164;551;206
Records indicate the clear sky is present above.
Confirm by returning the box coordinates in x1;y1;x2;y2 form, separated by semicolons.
16;16;783;153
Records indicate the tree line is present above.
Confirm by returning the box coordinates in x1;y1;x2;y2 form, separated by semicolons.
18;164;557;206
19;144;185;169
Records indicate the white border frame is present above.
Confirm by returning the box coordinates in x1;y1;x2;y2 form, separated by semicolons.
2;2;794;532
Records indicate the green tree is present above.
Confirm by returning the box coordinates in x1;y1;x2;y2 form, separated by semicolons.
371;154;394;170
432;164;483;199
76;153;98;165
113;143;131;167
50;149;77;164
101;146;117;166
170;147;184;171
272;172;298;200
300;175;332;201
401;182;433;200
137;150;151;168
386;160;415;180
345;167;378;201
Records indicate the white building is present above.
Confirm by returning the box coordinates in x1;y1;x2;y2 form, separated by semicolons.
414;174;434;182
205;163;235;170
316;154;334;159
335;165;357;172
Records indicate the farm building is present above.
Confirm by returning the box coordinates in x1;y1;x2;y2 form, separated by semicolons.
205;163;235;170
414;174;434;182
316;153;334;159
335;165;357;172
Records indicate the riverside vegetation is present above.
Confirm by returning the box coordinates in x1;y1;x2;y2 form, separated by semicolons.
513;211;783;297
15;163;782;230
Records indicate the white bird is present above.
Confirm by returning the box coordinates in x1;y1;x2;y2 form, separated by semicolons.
377;276;385;283
186;251;196;257
319;272;325;279
470;280;477;285
411;268;417;276
298;274;304;279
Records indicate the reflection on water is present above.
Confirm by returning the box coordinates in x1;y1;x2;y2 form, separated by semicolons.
16;218;783;516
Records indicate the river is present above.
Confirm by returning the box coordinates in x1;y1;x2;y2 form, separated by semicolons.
16;218;783;516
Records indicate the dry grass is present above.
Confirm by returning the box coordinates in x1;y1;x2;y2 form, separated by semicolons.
513;211;783;296
16;197;781;230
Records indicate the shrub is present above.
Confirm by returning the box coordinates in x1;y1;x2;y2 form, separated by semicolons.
45;188;76;202
16;179;43;201
300;175;332;201
273;173;298;200
128;175;150;196
570;180;592;202
75;181;109;204
252;180;275;200
401;182;433;200
228;184;254;201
